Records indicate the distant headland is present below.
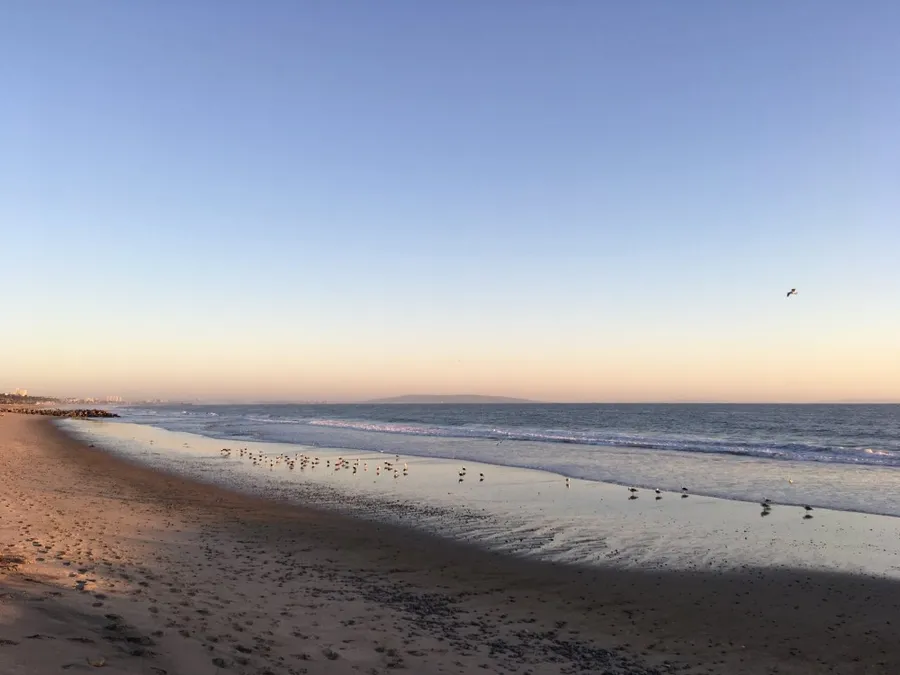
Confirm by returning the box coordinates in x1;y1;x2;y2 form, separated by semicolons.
364;395;538;404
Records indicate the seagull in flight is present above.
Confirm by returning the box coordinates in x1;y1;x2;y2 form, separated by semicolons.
786;288;798;298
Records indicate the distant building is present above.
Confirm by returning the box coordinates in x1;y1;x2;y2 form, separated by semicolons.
14;388;27;397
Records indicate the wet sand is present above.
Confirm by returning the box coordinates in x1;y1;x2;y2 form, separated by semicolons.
61;418;900;578
2;413;899;674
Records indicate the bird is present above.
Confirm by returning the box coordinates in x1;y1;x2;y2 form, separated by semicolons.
654;488;661;494
628;487;639;493
786;288;798;298
803;505;813;511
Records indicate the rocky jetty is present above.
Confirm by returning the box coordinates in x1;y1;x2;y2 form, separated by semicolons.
0;407;119;419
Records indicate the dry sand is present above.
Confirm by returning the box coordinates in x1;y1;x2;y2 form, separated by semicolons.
2;413;899;675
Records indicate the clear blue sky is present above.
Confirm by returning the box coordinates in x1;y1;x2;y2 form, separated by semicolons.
2;1;898;402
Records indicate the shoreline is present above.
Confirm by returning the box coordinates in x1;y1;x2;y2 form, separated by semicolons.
89;423;900;519
2;413;900;674
61;418;900;578
106;406;900;519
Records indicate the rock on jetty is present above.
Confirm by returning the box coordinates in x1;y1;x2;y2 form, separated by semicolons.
0;407;119;419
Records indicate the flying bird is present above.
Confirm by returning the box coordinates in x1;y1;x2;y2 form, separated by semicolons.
786;288;798;298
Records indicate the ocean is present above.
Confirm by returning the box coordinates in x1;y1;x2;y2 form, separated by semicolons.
58;403;900;576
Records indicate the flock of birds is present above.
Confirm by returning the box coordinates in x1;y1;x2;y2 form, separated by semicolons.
219;447;486;484
623;485;691;500
218;447;816;520
219;447;417;479
622;484;815;520
759;497;815;519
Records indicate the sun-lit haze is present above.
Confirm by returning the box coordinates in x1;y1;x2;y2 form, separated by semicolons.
2;2;898;403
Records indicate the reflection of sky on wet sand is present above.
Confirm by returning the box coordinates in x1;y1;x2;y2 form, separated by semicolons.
62;420;900;580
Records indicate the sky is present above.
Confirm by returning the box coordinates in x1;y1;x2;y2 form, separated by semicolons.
1;1;898;403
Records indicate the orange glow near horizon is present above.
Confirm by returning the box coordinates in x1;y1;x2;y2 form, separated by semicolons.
6;327;899;403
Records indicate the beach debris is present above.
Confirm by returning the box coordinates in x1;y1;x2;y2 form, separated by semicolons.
87;657;107;667
786;288;798;297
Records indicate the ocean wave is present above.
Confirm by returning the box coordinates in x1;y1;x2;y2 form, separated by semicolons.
864;448;892;456
116;405;900;470
303;418;898;467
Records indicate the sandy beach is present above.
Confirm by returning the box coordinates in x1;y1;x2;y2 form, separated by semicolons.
2;413;900;675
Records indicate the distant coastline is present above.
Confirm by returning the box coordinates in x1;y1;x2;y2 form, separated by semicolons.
363;394;539;404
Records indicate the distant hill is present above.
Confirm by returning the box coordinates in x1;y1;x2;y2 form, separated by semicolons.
365;394;538;404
